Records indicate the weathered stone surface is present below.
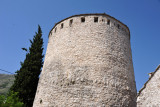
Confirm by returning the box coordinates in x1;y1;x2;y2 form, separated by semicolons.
33;14;137;107
137;65;160;107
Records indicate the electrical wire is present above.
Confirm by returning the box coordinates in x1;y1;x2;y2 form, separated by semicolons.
0;68;15;74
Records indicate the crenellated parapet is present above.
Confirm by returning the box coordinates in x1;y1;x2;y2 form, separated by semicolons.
48;13;130;39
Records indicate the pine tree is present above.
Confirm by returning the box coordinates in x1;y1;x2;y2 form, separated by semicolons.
10;25;44;107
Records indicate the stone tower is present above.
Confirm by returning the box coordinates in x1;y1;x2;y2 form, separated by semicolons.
33;13;137;107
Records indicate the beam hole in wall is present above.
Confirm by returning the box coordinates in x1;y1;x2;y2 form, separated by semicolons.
40;99;42;104
61;23;63;29
81;17;85;23
69;19;73;27
94;17;98;22
107;19;110;25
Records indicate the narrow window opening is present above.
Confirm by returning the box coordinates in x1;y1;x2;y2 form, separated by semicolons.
61;23;63;29
107;19;110;25
117;24;120;29
94;17;98;22
69;19;73;27
81;17;85;22
102;19;104;22
55;27;57;32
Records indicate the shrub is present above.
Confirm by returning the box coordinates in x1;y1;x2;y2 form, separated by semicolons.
0;91;24;107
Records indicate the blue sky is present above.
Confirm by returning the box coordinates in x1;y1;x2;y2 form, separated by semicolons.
0;0;160;91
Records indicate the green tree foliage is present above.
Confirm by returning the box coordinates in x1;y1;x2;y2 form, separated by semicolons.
0;91;24;107
10;25;44;107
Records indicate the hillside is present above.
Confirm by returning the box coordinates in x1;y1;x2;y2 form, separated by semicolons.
0;74;15;95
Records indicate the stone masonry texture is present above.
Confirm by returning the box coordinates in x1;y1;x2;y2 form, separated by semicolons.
137;65;160;107
33;14;137;107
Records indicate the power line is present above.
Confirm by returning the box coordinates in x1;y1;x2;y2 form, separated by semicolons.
0;68;15;74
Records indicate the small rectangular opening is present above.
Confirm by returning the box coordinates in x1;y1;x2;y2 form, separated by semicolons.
81;17;85;22
61;23;63;29
117;24;120;29
94;17;98;22
55;27;57;32
69;19;73;27
107;19;110;25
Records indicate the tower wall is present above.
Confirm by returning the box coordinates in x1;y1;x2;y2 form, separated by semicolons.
33;14;137;107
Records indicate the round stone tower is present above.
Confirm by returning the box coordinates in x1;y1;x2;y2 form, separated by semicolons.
33;13;137;107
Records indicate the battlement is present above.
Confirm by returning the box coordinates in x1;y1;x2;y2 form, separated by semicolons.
49;13;130;38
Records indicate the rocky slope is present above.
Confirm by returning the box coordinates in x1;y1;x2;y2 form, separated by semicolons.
0;74;15;95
